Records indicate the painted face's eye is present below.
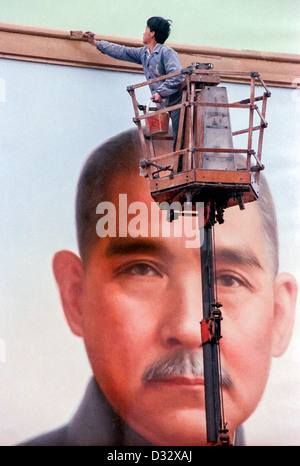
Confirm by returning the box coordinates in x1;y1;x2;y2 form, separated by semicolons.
126;263;159;276
216;274;243;288
116;262;163;278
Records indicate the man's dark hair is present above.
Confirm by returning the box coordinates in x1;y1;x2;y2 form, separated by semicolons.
76;129;141;264
147;16;172;44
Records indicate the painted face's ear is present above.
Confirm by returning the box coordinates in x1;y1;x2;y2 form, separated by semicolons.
52;250;86;337
272;272;298;357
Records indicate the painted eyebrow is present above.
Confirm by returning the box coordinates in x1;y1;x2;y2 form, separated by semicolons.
105;240;263;271
215;248;263;270
104;238;170;258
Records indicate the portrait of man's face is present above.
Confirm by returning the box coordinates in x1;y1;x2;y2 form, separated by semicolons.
54;170;297;446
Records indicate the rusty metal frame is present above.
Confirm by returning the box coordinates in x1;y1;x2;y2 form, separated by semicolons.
127;67;270;176
127;65;271;209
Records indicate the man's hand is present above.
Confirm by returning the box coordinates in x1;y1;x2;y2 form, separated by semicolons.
151;92;162;103
83;31;97;47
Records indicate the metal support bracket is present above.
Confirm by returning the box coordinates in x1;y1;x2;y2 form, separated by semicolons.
200;303;223;345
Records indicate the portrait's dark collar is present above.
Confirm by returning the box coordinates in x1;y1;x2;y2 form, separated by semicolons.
66;377;152;446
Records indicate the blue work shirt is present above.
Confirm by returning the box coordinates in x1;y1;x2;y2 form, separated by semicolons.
96;41;184;107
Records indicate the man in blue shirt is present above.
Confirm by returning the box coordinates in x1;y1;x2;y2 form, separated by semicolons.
84;17;184;149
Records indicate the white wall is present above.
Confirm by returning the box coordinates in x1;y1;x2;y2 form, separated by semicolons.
0;58;299;446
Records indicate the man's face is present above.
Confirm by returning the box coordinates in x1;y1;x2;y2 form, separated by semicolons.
143;26;154;45
71;172;290;446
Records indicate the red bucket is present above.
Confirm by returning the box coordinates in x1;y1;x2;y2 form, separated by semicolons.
145;101;169;135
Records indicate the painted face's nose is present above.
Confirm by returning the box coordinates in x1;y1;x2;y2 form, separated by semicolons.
159;271;203;350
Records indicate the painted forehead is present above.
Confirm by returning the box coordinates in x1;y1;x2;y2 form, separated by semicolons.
94;174;269;269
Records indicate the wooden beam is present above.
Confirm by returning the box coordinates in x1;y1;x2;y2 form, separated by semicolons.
1;22;299;88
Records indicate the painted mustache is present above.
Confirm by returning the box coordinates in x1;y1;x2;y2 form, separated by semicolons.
142;349;232;388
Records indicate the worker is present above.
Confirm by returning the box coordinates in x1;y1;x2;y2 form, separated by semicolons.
83;17;184;150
